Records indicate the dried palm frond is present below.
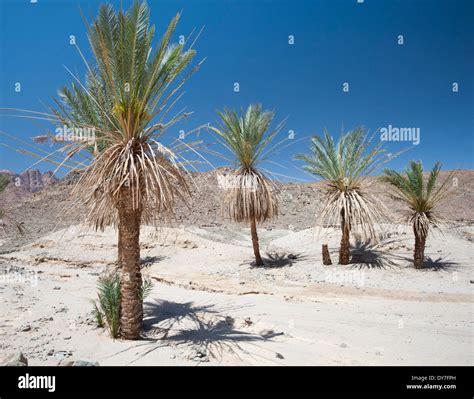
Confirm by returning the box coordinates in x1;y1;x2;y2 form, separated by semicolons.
209;104;284;224
32;135;50;144
73;135;190;230
223;168;278;223
296;127;396;241
1;1;204;230
318;178;389;241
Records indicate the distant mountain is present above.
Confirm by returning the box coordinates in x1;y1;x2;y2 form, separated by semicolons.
0;169;58;207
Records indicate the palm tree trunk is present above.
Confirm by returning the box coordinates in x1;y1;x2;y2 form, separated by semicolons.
322;244;332;265
250;215;264;266
117;188;143;340
339;209;351;265
413;226;426;269
117;229;122;268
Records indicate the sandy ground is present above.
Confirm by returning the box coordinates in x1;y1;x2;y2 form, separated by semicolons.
0;223;472;366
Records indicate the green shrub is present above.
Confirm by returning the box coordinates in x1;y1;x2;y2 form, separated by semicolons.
92;269;153;338
92;301;105;328
93;269;121;338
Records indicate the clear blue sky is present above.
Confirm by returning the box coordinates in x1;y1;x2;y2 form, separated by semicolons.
0;0;473;181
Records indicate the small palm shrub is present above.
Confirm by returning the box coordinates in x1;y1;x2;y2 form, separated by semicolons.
92;269;153;338
92;270;121;338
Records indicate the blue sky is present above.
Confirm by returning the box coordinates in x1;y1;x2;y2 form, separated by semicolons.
0;0;473;181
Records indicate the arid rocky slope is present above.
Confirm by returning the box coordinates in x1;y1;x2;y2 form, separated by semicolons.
1;169;473;253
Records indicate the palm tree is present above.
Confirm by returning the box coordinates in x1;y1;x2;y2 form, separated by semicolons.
382;161;453;269
210;104;282;266
6;1;200;339
295;128;390;264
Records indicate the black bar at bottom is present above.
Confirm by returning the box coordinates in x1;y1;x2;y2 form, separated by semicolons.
0;366;472;395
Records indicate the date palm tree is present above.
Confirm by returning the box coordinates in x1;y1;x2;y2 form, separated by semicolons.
295;128;390;264
5;1;201;339
382;161;453;269
210;104;282;266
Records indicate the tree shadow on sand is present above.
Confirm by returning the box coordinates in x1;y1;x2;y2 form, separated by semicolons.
349;238;459;271
112;299;282;364
140;255;167;268
393;255;459;271
248;252;307;268
349;240;403;270
422;256;459;271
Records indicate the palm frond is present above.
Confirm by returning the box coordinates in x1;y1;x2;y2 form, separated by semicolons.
210;104;282;223
382;161;453;237
295;127;391;241
95;269;121;338
223;169;278;223
2;1;202;230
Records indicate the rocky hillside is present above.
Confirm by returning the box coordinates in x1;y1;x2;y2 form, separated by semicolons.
0;169;58;206
0;168;473;253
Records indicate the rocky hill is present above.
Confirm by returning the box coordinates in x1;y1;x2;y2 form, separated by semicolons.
0;169;58;206
0;168;473;253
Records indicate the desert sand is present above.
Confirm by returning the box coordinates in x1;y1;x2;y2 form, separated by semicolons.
0;221;472;366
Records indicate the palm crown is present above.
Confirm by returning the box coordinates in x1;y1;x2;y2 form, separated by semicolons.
382;161;452;236
54;2;197;140
296;128;390;241
210;104;283;223
47;1;200;230
212;104;283;171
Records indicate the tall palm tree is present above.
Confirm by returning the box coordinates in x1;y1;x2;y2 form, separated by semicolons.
295;128;390;264
382;161;453;269
6;1;200;339
210;104;282;266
